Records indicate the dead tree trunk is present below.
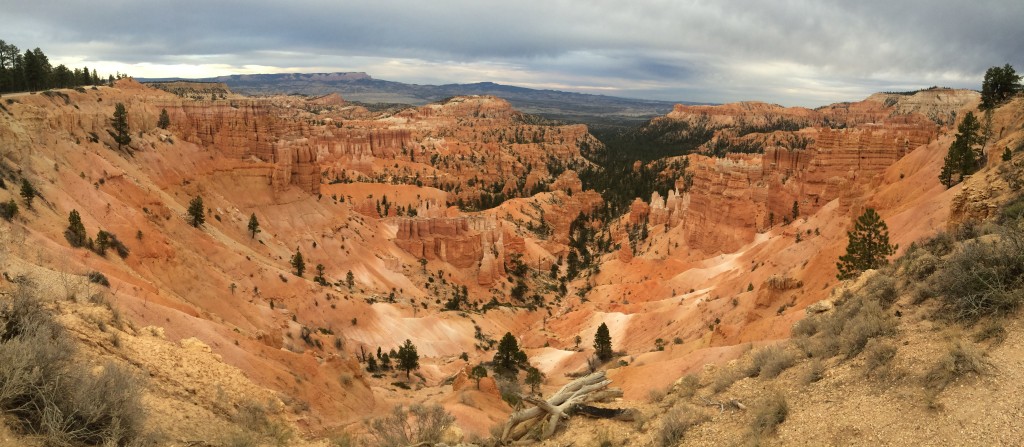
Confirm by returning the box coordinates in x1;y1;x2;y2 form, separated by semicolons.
498;371;630;443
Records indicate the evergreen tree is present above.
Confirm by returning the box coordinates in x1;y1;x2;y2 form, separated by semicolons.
111;102;131;150
19;179;35;208
525;366;544;395
470;364;488;390
939;111;984;187
494;332;524;374
981;64;1022;110
1003;147;1013;162
397;339;420;379
366;356;378;372
346;270;355;289
836;208;897;280
291;249;305;277
792;200;799;219
594;323;613;361
247;213;260;238
157;108;170;129
187;196;205;227
65;209;88;247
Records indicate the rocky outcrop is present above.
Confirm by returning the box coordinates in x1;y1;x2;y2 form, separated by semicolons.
394;216;509;284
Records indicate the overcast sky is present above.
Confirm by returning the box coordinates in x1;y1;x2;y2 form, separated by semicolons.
2;0;1021;106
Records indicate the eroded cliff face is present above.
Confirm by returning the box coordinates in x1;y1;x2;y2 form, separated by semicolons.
638;90;973;255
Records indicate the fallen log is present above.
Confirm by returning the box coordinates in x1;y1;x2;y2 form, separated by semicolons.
499;371;634;443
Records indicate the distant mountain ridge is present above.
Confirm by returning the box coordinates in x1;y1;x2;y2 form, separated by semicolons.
139;72;701;123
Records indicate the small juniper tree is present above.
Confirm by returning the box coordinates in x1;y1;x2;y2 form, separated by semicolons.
0;199;17;221
187;196;205;227
65;209;88;247
313;263;326;285
792;200;799;219
19;179;35;208
594;323;613;361
836;208;898;280
346;270;355;289
525;366;544;395
111;102;131;151
247;213;260;239
157;108;170;129
470;364;488;390
397;339;420;379
291;249;305;277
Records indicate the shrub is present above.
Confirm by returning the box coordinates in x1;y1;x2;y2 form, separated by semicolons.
747;345;798;379
923;342;989;392
748;391;788;438
87;271;110;287
861;272;898;308
973;320;1008;344
658;406;710;447
934;226;1024;324
863;340;898;378
366;404;455;447
711;368;741;393
0;284;145;446
803;358;825;384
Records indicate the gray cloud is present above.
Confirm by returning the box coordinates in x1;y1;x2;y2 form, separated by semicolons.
2;0;1021;105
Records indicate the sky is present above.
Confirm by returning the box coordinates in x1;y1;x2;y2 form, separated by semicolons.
2;0;1022;106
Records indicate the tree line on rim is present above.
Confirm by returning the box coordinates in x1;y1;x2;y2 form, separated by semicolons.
0;40;129;93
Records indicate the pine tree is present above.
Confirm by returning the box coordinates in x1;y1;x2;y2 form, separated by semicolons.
111;102;131;151
397;339;420;379
346;270;355;289
836;208;898;280
939;111;984;187
291;249;305;277
247;213;260;238
187;196;205;227
981;64;1022;110
1003;147;1013;162
157;108;170;129
19;179;35;208
792;200;799;219
65;209;88;247
594;323;613;361
494;332;523;374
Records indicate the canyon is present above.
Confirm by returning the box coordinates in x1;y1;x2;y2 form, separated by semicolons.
1;79;1021;446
